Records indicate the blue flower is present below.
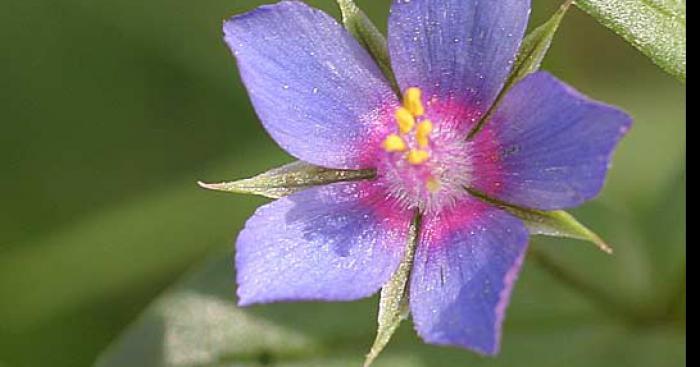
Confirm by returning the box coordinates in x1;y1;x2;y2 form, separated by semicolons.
222;0;630;355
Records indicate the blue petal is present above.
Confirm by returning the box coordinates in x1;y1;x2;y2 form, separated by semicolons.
388;0;530;121
471;72;632;210
235;181;412;306
410;198;528;355
224;1;398;169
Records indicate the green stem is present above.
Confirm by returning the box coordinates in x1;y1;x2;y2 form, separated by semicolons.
528;247;645;324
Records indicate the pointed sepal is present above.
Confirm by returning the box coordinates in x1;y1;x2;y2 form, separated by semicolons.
336;0;399;93
364;214;420;367
198;161;374;199
469;0;573;138
468;188;612;254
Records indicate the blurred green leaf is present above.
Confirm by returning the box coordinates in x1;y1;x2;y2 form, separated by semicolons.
95;254;377;367
634;165;685;318
336;0;399;92
469;0;572;138
364;215;419;367
0;156;278;331
199;161;375;199
95;250;684;367
575;0;686;82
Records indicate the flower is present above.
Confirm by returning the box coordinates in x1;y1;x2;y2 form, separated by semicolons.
222;0;631;355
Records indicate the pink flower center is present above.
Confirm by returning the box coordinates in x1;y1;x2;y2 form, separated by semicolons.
375;88;474;214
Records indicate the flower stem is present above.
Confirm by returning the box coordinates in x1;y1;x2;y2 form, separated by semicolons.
528;246;647;324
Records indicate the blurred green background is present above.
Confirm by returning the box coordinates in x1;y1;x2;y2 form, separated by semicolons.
0;0;685;366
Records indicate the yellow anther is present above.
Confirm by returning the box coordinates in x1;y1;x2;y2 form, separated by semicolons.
395;107;415;134
416;120;433;148
407;149;429;165
426;176;441;193
383;134;407;152
404;87;425;117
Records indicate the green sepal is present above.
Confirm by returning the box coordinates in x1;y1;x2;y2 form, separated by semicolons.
508;0;573;84
198;161;375;199
469;0;573;139
336;0;400;93
468;188;613;254
364;214;420;367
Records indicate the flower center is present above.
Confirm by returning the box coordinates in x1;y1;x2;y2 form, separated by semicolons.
377;88;473;214
381;87;434;165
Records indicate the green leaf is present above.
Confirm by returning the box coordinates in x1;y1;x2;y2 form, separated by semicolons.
468;0;572;139
94;254;380;367
336;0;399;93
575;0;686;82
95;250;685;367
636;166;685;317
198;161;375;199
467;188;612;254
364;215;419;367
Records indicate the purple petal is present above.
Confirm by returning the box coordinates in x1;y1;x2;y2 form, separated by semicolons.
235;181;412;306
470;72;632;210
224;1;398;169
410;198;528;355
388;0;530;122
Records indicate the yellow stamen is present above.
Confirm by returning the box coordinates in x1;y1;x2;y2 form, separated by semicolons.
416;120;433;148
395;107;415;134
404;87;425;117
426;176;441;193
407;149;429;165
382;134;407;152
